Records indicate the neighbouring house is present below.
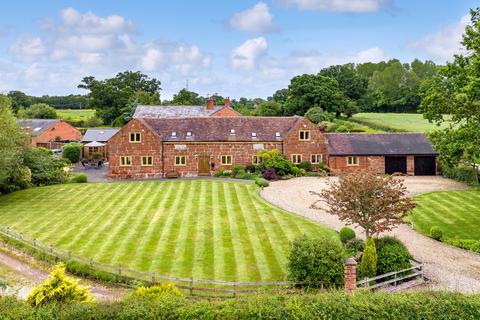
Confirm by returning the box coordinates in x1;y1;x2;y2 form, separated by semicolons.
108;116;326;179
326;133;438;176
18;119;82;149
81;128;120;159
133;97;240;119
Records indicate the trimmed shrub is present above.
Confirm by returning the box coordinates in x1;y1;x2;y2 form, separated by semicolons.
442;165;478;185
443;239;480;253
287;236;345;288
430;226;443;241
255;177;269;188
27;263;94;306
339;227;356;244
63;142;82;163
359;237;377;279
234;170;258;180
71;173;87;183
297;161;312;172
128;285;182;300
375;236;412;275
214;169;231;177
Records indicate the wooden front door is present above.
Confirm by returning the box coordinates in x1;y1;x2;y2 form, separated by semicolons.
198;156;211;176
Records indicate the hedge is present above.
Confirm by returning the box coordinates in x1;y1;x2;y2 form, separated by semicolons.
0;291;479;319
441;165;479;185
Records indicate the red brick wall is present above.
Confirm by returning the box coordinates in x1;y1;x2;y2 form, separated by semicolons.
163;142;281;177
328;155;385;174
283;118;327;170
407;156;414;176
108;119;163;179
33;121;82;146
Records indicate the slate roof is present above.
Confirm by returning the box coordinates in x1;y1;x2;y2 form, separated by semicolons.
17;119;60;136
81;128;120;142
133;105;228;119
140;117;303;142
326;133;437;156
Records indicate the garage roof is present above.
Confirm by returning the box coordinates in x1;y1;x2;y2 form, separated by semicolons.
326;133;438;156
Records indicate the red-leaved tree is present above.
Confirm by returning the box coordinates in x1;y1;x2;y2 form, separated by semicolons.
311;171;416;238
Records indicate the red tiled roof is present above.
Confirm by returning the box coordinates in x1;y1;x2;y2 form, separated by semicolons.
140;117;303;142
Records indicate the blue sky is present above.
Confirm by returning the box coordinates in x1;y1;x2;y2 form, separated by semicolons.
0;0;476;99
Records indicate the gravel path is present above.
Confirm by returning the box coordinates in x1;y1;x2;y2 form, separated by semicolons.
261;176;480;293
0;249;127;301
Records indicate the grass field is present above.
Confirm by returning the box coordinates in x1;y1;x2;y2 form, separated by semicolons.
410;190;480;240
56;109;96;122
351;113;451;132
0;180;336;281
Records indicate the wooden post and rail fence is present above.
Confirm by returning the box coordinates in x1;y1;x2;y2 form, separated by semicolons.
0;225;426;296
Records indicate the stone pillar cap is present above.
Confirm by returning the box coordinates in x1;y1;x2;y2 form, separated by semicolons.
345;257;357;266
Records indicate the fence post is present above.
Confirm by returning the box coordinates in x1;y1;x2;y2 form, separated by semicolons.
151;273;156;284
344;257;357;293
68;251;72;260
189;277;193;296
233;280;236;298
118;266;122;276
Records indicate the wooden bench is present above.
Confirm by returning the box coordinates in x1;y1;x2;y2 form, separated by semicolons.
165;171;179;179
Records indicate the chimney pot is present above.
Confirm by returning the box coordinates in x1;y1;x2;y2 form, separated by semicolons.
224;97;231;108
206;97;215;110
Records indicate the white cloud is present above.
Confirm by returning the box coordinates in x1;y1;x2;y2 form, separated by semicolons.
229;2;278;34
10;35;47;56
274;0;390;12
230;37;268;69
408;15;469;62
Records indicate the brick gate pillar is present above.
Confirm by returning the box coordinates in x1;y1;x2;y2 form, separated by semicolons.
344;257;357;292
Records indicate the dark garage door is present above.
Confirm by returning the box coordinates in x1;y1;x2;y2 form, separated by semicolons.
385;156;407;174
414;156;436;175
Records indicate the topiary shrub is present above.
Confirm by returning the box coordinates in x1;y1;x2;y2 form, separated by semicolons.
255;177;269;188
63;142;82;163
71;173;87;183
127;284;182;300
430;226;443;241
287;236;345;288
359;237;377;279
375;236;412;275
27;263;94;306
339;227;356;244
297;161;312;172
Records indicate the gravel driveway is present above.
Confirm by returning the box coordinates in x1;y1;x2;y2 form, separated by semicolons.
261;176;480;293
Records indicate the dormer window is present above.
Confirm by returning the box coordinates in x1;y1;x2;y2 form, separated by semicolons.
186;131;192;137
275;132;281;138
171;132;177;138
251;132;257;137
230;129;236;135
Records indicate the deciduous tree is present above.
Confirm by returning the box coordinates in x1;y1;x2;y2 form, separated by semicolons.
311;171;416;238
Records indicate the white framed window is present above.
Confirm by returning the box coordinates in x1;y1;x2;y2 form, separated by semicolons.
221;155;233;165
347;156;359;166
141;156;153;166
299;130;310;141
311;154;322;164
175;156;187;166
129;132;141;143
120;156;132;166
291;154;302;164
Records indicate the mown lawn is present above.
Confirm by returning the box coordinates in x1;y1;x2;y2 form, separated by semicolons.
410;190;480;240
0;180;336;281
351;113;451;132
56;109;96;122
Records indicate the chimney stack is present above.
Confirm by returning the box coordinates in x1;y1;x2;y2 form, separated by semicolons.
206;97;215;110
224;97;231;108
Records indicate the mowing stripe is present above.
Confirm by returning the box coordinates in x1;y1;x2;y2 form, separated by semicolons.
190;181;208;278
201;181;215;279
211;181;226;280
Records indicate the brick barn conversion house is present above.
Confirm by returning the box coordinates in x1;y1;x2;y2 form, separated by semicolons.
107;100;438;179
18;119;82;149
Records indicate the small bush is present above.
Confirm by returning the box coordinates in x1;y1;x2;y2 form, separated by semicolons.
339;227;356;244
91;152;102;159
235;170;257;180
128;284;182;300
375;236;412;275
214;169;231;177
262;168;278;180
63;142;82;163
359;237;377;279
430;226;443;241
27;263;94;306
297;161;312;172
232;165;243;177
255;177;269;188
71;173;87;183
443;239;480;253
287;236;345;288
345;238;365;256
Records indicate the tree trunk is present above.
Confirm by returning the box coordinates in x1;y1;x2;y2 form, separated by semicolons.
335;110;341;119
365;228;370;240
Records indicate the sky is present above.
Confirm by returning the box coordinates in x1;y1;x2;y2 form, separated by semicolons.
0;0;476;99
